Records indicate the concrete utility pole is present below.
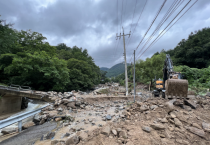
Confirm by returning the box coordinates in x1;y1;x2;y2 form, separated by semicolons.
133;50;136;102
116;27;131;96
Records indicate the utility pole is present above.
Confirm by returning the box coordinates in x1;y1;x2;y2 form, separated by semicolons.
116;27;131;96
133;50;136;102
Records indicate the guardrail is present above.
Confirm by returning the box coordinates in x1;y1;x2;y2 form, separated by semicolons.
0;84;33;93
0;104;49;132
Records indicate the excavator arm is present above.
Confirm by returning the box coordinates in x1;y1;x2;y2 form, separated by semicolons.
162;54;188;99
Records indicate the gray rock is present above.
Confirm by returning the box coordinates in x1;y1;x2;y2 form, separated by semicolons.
174;118;183;128
184;100;197;109
106;114;112;120
66;135;80;145
119;130;127;139
1;127;16;135
112;129;117;136
150;105;158;110
75;101;81;106
142;126;151;133
46;131;55;139
33;113;41;124
206;92;210;97
192;123;202;129
185;126;205;138
202;122;210;132
57;107;63;111
150;123;165;130
101;126;111;136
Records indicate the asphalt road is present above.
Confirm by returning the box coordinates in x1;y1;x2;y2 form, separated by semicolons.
0;122;57;145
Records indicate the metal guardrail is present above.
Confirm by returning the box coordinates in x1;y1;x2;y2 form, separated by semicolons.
0;104;49;132
0;84;32;93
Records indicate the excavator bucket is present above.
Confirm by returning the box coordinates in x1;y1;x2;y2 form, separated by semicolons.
165;79;188;98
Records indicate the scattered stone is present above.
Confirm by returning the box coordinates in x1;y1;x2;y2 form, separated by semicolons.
150;105;158;110
150;123;165;130
55;118;62;122
142;126;151;133
1;127;16;135
46;131;55;139
202;122;210;132
192;123;202;130
119;130;127;139
176;139;189;144
170;112;176;118
57;107;63;111
112;129;117;136
101;126;111;136
106;114;112;120
206;92;210;97
165;99;176;113
185;126;205;138
33;113;41;124
184;100;197;109
98;124;103;127
22;121;35;130
66;135;80;145
160;118;168;123
78;131;88;141
140;105;149;112
51;139;65;145
174;118;183;128
159;134;165;138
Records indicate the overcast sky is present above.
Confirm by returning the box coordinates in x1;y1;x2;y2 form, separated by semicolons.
1;0;210;68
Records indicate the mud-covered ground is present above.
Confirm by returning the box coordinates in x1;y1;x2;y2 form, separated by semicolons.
1;84;210;145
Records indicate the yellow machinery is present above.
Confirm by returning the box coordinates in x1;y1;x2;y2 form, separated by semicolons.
153;54;188;98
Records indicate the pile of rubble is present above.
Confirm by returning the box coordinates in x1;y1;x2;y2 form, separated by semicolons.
67;97;210;145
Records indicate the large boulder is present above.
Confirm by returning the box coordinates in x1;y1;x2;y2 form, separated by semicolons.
33;113;41;125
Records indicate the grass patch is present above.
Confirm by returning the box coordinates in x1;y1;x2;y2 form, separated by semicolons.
0;83;8;86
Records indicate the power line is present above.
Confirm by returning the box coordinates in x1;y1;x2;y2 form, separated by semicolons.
135;0;167;52
137;0;195;60
145;0;198;55
135;0;183;59
127;0;148;63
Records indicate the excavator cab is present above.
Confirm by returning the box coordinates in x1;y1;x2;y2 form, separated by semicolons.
153;78;164;97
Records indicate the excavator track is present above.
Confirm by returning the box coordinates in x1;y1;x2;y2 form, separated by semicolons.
165;79;188;98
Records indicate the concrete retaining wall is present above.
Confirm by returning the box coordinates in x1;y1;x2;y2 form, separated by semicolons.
0;95;22;115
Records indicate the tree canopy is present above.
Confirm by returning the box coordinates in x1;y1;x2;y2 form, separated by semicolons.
0;19;101;91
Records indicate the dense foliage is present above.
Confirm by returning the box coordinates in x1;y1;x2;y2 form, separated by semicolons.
174;65;210;94
0;19;101;91
154;27;210;68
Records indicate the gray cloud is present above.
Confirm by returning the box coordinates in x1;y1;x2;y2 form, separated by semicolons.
1;0;210;68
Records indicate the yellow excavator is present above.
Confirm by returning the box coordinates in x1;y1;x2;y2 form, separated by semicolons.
153;54;188;99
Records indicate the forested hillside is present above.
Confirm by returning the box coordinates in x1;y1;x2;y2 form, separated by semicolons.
154;27;210;68
111;27;210;95
100;63;130;78
100;67;109;71
0;19;101;92
132;27;210;94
